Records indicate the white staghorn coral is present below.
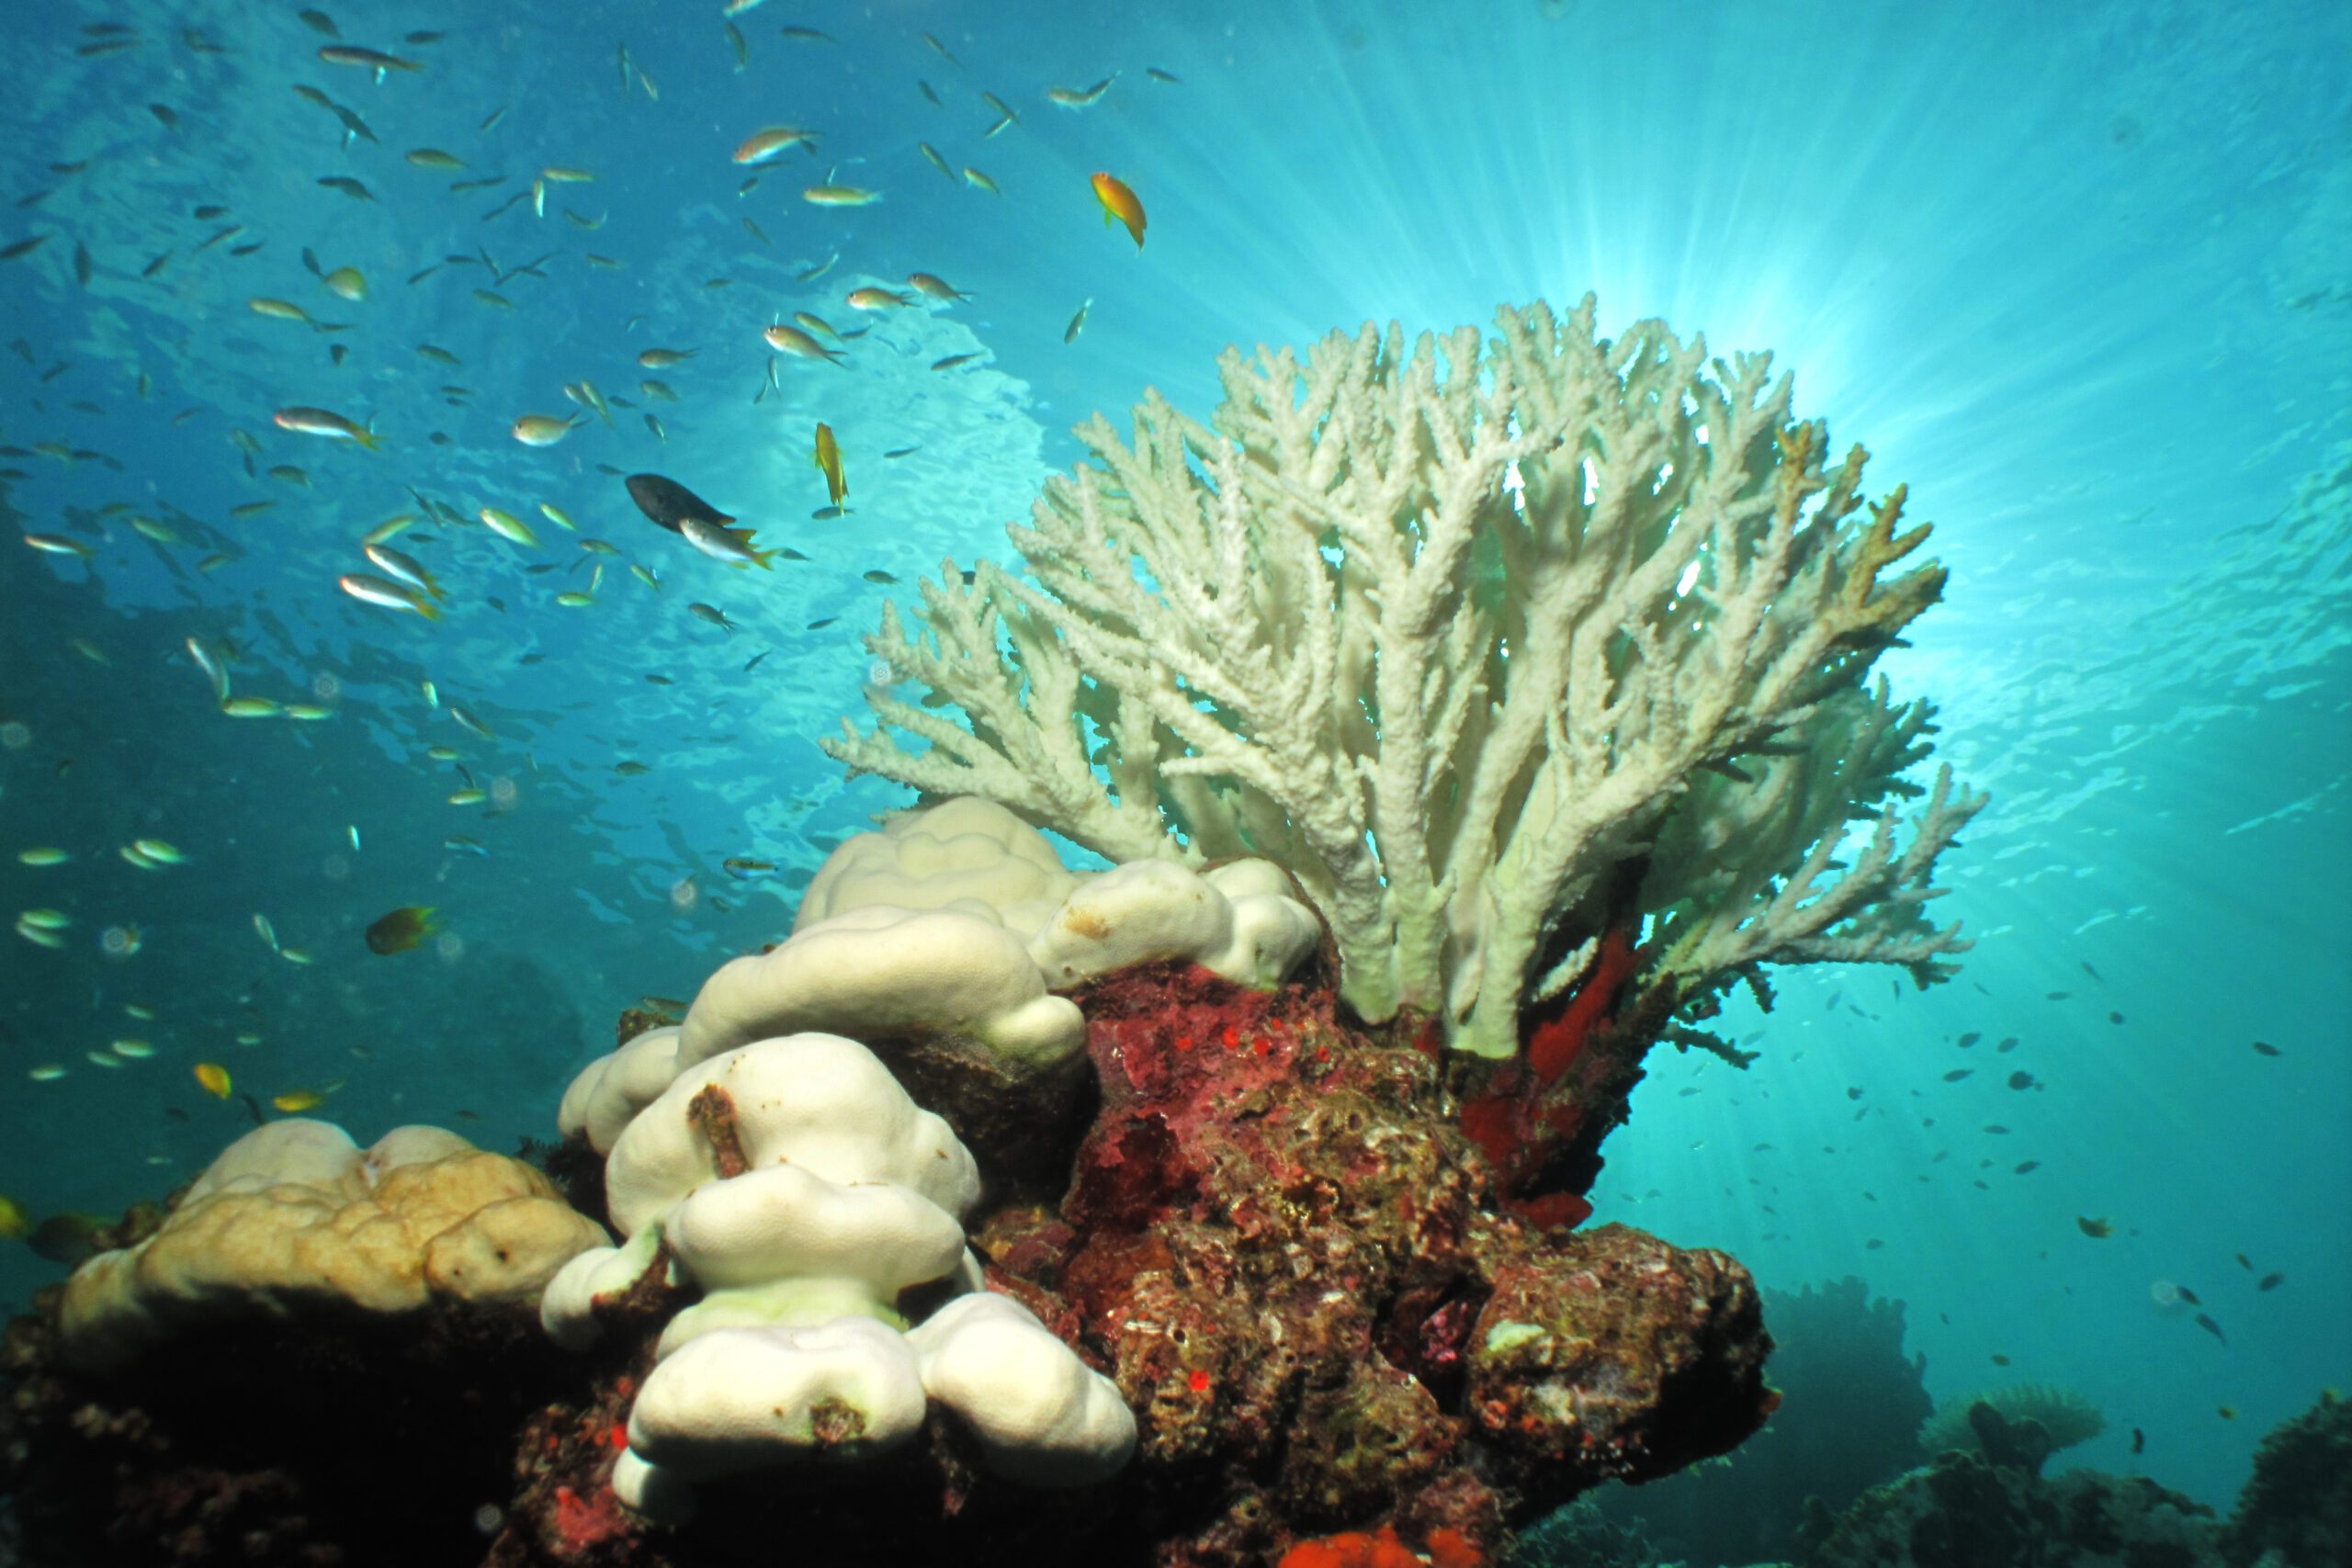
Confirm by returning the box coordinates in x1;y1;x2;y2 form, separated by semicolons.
827;297;1984;1057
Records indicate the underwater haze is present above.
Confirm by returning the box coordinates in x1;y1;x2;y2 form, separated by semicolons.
2;0;2347;1551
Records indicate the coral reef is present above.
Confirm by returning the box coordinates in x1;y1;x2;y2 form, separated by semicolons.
1585;1275;1932;1567
828;297;1984;1058
2223;1389;2352;1568
497;802;1777;1563
1805;1435;2222;1568
0;299;1999;1566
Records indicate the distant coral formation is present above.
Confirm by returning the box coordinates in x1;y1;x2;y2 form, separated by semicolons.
829;298;1984;1060
1917;1379;2107;1462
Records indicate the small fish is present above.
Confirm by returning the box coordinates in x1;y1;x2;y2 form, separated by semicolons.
722;857;775;880
254;912;279;950
23;533;94;559
2131;1428;2144;1455
450;789;488;810
448;703;495;739
274;406;380;448
802;183;879;207
919;79;943;107
2250;1040;2281;1056
365;905;439;955
645;413;667;443
931;353;983;371
813;422;847;507
627;473;736;536
2257;1271;2285;1292
981;90;1019;125
320;265;368;301
17;848;69;865
0;1194;28;1240
906;271;969;303
797;252;839;282
272;1089;327;1113
251;296;314;322
1146;67;1182;85
682;514;780;569
445;835;487;856
512;413;580;446
28;1213;103;1266
638;347;698;368
479;507;539;547
318;44;421;77
222;696;283;718
365;544;446;603
1064;298;1091;343
846;286;916;310
780;25;833;41
962;165;1000;196
110;1039;155;1060
1091;172;1146;248
195;1062;232;1099
763;321;845;365
2194;1313;2225;1344
26;1065;66;1082
922;29;959;64
406;147;466;169
863;569;899;585
1046;74;1117;108
689;602;738;633
338;572;440;620
2076;1215;2113;1238
919;141;956;180
316;175;377;202
734;126;818;164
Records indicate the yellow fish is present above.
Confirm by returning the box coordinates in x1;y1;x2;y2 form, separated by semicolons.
365;905;439;954
813;422;846;508
0;1192;29;1240
1091;171;1146;250
273;1089;326;1113
194;1061;232;1099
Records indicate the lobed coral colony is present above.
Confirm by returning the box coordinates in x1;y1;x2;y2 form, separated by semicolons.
4;299;1987;1566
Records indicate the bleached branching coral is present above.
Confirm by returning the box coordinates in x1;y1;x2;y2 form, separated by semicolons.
828;297;1984;1056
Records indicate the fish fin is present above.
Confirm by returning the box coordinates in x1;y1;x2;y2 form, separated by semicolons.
352;426;382;452
722;525;761;549
413;599;443;622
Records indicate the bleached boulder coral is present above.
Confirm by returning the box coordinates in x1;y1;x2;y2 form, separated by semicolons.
539;1031;1134;1517
561;796;1318;1180
58;1119;609;1372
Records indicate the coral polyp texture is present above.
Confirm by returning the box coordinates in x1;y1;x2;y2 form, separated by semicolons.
827;295;1985;1059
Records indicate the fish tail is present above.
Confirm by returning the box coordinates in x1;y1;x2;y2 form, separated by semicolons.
352;426;382;452
748;544;778;570
413;599;444;622
422;570;449;604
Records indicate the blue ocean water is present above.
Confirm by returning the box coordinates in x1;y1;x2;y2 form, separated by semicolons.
0;0;2344;1548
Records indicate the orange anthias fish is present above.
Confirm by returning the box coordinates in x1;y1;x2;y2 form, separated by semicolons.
812;423;847;509
194;1061;232;1100
365;905;439;954
1091;172;1145;250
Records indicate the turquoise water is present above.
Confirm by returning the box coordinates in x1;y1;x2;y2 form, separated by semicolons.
2;0;2346;1541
